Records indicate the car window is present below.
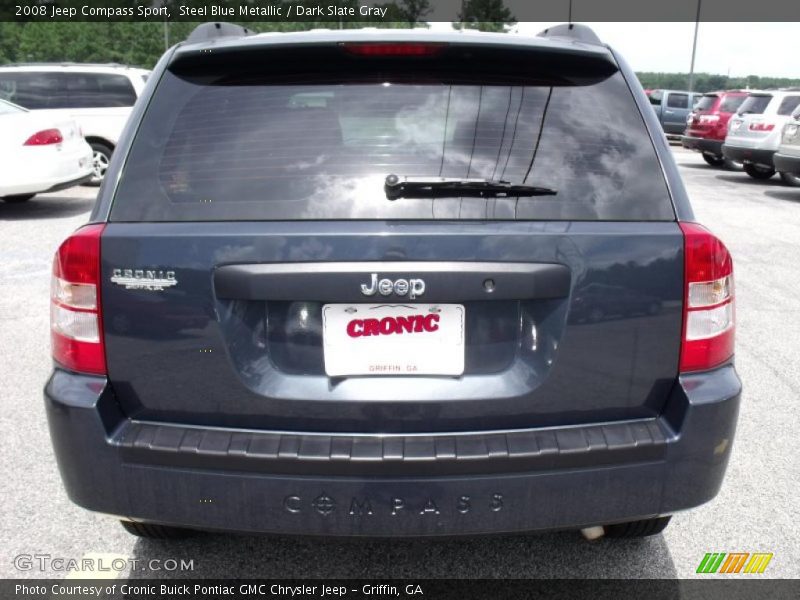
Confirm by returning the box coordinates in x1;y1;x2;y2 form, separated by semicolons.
112;65;674;223
777;95;800;116
738;95;772;115
0;71;60;109
666;93;689;109
695;95;718;111
0;71;136;109
57;73;137;108
719;95;745;113
648;90;662;106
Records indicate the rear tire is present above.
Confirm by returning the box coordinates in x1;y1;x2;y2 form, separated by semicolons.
702;153;725;167
2;194;35;203
778;171;800;187
88;142;113;186
120;520;195;539
604;516;672;538
743;163;775;180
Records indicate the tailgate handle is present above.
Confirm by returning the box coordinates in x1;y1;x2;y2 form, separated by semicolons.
214;262;571;303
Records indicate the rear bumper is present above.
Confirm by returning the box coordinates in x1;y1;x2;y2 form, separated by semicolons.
722;145;775;168
45;366;741;537
681;136;723;156
0;145;92;197
773;152;800;175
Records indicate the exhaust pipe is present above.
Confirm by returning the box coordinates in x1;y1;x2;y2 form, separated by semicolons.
581;526;606;541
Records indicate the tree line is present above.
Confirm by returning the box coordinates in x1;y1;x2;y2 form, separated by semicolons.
638;72;800;93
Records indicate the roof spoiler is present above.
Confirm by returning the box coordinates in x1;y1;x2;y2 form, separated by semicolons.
537;23;602;46
186;22;254;44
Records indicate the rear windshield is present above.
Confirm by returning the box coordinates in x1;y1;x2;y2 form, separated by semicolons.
0;71;137;109
777;95;800;116
111;57;673;222
695;95;718;111
738;95;772;115
719;95;746;113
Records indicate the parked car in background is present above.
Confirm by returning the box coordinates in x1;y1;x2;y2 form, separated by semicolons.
773;106;800;183
0;64;149;184
45;24;741;542
723;90;800;184
648;89;702;135
0;98;92;203
682;90;749;168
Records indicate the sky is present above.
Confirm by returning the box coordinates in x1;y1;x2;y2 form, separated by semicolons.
426;22;799;79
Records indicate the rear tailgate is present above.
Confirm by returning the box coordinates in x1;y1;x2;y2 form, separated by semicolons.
101;39;682;434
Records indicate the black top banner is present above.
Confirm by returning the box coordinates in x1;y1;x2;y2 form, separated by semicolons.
1;0;799;23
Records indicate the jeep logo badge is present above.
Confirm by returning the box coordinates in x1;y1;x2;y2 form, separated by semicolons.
360;273;425;299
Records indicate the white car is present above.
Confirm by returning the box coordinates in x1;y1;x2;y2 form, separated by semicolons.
0;64;149;184
0;99;93;203
722;89;800;184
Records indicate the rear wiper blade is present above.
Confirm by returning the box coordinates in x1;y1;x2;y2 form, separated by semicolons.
384;174;557;200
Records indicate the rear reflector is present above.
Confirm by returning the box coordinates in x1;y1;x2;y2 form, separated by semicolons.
679;222;735;372
24;128;63;146
51;224;106;375
341;42;445;57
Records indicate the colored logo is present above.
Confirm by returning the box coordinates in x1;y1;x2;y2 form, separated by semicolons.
696;552;773;574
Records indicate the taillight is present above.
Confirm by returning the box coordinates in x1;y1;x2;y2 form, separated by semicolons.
341;42;445;56
749;122;775;132
679;223;734;372
24;128;63;146
51;224;106;375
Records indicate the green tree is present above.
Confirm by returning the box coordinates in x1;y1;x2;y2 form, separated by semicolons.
382;0;432;25
636;72;800;94
454;0;515;32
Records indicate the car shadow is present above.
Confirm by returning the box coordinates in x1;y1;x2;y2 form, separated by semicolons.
127;529;679;580
677;163;743;173
714;174;786;187
763;189;800;203
0;191;96;220
675;162;716;170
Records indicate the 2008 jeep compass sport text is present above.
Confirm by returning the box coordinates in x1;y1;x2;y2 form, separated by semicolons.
45;23;742;540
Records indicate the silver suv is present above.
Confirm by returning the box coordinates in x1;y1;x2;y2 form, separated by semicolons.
773;106;800;182
722;90;800;185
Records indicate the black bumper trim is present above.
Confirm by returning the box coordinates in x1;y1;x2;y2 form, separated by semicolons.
681;136;723;156
722;145;775;168
114;418;667;476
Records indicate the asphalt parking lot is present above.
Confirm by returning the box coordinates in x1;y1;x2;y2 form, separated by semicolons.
1;146;798;580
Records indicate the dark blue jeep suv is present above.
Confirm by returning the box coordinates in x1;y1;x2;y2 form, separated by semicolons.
45;23;741;540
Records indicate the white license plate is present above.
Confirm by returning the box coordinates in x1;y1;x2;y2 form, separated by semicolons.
322;304;465;377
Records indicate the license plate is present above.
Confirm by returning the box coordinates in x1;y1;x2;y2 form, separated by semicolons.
322;303;465;377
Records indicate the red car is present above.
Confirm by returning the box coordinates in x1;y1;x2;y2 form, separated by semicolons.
682;90;749;168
